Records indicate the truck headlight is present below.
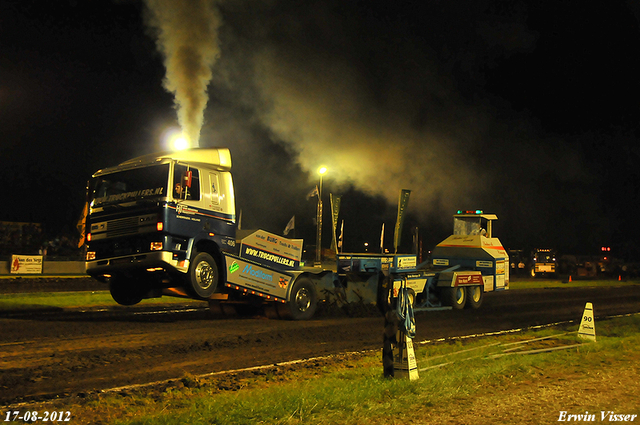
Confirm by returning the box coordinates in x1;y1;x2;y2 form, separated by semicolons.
150;242;163;251
86;251;96;261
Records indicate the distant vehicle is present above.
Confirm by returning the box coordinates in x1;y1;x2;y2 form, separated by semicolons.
508;249;528;276
530;248;558;277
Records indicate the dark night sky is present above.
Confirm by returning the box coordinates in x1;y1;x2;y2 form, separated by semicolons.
1;0;639;259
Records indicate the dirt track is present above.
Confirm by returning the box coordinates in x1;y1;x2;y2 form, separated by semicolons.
2;278;640;406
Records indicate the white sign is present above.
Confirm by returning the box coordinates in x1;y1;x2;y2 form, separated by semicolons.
11;255;43;274
240;229;303;270
396;255;417;270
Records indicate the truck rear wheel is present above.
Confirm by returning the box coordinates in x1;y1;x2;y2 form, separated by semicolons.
285;278;318;320
442;286;467;310
109;275;144;306
465;285;483;309
187;252;219;299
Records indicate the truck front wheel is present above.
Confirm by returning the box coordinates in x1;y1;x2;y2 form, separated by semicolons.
187;252;219;299
442;286;467;310
465;285;483;309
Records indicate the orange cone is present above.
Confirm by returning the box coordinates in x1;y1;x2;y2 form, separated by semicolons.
619;275;622;281
569;275;572;282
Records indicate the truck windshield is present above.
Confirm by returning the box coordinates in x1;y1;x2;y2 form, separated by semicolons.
534;250;556;262
93;164;169;207
454;217;486;236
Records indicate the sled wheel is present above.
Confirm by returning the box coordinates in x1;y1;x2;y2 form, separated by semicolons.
465;285;483;309
187;252;218;299
407;288;416;307
285;278;318;320
442;286;467;310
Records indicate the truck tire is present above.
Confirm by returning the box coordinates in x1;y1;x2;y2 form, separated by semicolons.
109;275;144;306
285;278;318;320
187;252;219;299
442;286;467;310
465;285;483;309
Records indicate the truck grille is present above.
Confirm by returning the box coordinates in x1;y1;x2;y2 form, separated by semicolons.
107;216;143;238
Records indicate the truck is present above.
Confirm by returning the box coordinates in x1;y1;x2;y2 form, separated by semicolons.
85;148;508;319
530;248;558;277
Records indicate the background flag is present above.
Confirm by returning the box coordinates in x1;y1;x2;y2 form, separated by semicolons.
76;202;88;248
306;185;319;199
283;215;295;236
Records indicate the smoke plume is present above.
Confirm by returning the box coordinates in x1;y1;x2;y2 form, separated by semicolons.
204;1;594;246
143;0;221;147
249;48;484;218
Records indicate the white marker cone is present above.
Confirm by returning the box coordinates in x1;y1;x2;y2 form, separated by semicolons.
406;335;419;381
578;302;596;342
393;333;419;381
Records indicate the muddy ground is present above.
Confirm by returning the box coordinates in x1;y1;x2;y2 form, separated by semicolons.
1;278;640;407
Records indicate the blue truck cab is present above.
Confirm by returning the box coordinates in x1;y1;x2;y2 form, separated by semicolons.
85;148;237;305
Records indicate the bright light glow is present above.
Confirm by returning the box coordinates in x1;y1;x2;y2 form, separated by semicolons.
319;166;327;175
161;126;191;151
172;135;190;150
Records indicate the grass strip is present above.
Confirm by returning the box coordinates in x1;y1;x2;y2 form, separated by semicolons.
508;278;640;289
1;278;636;311
0;291;203;310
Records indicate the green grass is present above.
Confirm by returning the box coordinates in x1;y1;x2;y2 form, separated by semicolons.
61;314;639;425
508;277;640;290
0;291;204;311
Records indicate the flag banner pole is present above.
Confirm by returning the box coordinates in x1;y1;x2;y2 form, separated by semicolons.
393;189;411;253
330;194;341;253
